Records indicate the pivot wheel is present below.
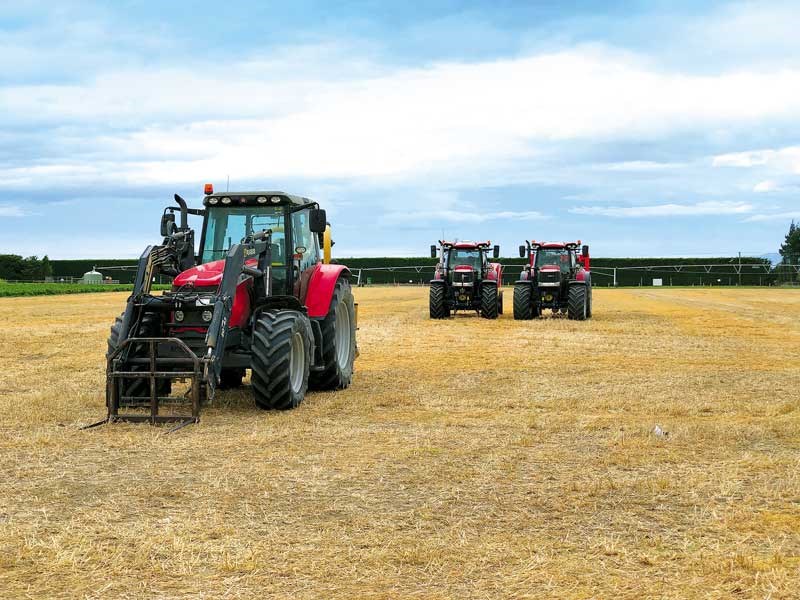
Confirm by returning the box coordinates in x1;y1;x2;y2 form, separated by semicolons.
567;285;588;321
251;310;313;410
480;284;499;319
429;282;449;319
310;277;357;390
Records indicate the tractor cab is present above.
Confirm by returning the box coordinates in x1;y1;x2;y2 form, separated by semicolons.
191;193;327;297
447;247;484;273
535;248;575;274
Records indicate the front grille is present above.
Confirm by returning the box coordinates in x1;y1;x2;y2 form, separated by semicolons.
538;271;561;286
452;271;474;286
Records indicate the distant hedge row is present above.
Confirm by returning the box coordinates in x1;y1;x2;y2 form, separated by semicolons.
0;282;171;297
49;256;775;287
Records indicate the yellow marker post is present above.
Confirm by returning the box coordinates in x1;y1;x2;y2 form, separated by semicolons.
323;224;332;264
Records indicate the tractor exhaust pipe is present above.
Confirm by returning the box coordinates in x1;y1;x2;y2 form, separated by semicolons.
174;194;189;230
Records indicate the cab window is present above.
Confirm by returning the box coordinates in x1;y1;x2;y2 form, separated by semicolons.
291;210;320;271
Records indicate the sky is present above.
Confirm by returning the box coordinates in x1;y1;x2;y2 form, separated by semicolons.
1;0;799;259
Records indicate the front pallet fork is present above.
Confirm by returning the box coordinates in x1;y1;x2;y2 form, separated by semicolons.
83;337;204;433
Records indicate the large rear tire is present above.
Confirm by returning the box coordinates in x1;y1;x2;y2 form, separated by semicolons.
567;285;588;321
513;284;533;320
309;278;357;391
586;285;593;319
251;310;313;410
480;283;499;319
429;282;449;319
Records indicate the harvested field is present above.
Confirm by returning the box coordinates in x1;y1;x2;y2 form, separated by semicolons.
1;286;799;598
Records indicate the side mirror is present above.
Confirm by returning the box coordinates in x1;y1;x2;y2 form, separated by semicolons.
493;245;500;259
161;212;175;237
519;245;526;258
309;209;327;233
582;245;589;257
430;245;437;259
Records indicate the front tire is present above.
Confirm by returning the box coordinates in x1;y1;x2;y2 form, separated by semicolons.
309;278;357;390
480;283;499;319
513;284;533;320
251;310;313;410
567;285;588;321
107;313;171;405
429;282;449;319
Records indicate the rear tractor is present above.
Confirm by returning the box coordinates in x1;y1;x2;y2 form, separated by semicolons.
429;241;503;319
88;185;357;431
513;241;592;320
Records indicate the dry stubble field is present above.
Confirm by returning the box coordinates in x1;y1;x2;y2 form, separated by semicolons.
1;286;799;599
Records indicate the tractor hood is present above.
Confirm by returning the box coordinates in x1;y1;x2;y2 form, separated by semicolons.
539;265;561;273
453;265;475;271
173;258;257;288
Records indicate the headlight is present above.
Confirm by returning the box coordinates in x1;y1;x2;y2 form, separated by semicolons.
202;310;213;322
174;310;185;322
221;197;231;205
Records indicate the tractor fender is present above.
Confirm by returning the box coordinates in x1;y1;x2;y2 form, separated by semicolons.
304;263;351;318
518;269;531;282
575;268;590;283
486;262;503;286
481;279;498;289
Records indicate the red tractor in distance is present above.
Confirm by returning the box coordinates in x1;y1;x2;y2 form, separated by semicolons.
90;185;357;431
429;241;503;319
513;241;592;320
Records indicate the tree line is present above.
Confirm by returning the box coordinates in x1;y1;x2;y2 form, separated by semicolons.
0;255;53;281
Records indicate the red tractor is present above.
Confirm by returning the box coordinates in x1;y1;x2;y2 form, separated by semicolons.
513;241;592;320
91;185;357;430
429;240;503;319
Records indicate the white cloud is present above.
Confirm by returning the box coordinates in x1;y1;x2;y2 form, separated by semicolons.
593;161;685;172
713;146;800;171
383;209;546;225
3;48;800;189
744;211;800;223
0;204;32;217
570;201;754;218
753;180;779;193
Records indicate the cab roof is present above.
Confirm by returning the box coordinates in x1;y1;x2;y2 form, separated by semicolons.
203;192;314;208
441;240;491;250
531;241;581;250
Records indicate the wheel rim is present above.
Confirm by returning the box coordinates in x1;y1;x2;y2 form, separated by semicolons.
289;331;305;394
335;303;352;370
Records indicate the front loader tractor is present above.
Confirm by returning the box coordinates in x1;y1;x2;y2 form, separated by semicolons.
90;185;357;431
513;241;592;320
429;241;503;319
